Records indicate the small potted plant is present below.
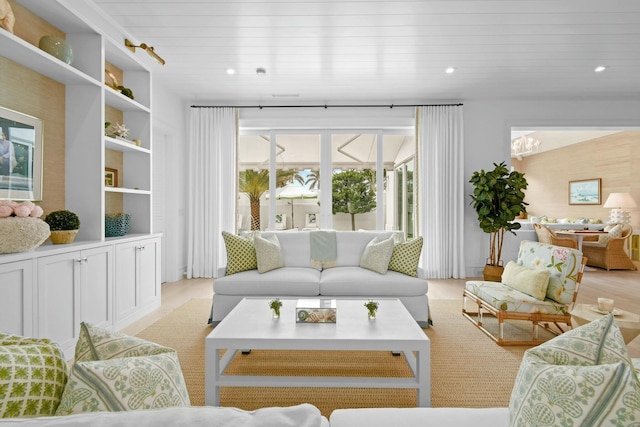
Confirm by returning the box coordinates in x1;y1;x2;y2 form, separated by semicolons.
44;210;80;244
269;298;283;318
364;300;379;319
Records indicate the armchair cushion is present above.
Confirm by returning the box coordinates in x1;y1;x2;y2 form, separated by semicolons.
501;261;550;300
509;314;639;426
598;223;623;244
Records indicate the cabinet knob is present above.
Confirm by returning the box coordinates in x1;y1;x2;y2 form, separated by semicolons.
75;257;83;263
137;245;146;251
83;257;88;263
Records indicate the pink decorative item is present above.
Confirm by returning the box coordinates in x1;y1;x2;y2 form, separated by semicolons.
13;205;31;217
0;200;44;218
0;205;12;218
30;206;44;217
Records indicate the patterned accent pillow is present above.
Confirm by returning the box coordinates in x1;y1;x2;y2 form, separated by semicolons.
222;231;257;275
501;260;550;300
509;314;640;426
388;236;423;277
75;322;176;362
359;236;395;275
56;323;190;415
254;233;284;273
0;334;69;418
598;223;623;244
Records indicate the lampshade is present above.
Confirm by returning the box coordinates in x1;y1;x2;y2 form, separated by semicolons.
603;192;637;209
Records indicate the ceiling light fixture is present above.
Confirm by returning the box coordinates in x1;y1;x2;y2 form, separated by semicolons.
445;67;456;74
256;67;267;76
226;68;236;75
594;65;606;72
511;135;541;160
124;39;165;65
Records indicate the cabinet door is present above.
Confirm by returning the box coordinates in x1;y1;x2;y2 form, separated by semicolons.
114;241;139;322
0;260;34;336
138;237;161;307
80;246;113;329
37;251;81;355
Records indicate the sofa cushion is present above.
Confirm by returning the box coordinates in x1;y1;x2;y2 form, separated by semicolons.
509;314;640;426
0;334;68;418
598;223;623;244
334;231;395;267
214;267;321;296
222;231;257;275
254;234;284;273
500;261;550;301
320;267;428;296
359;236;395;274
56;324;190;415
388;237;423;277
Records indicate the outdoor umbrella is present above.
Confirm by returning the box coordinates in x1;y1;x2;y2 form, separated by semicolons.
267;183;317;227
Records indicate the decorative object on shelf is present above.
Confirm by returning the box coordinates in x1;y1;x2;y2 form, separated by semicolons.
38;35;74;65
269;298;282;318
0;200;49;254
296;299;337;323
105;168;118;187
364;300;379;319
1;106;44;201
510;132;541;160
603;192;636;224
105;213;131;237
44;209;80;244
105;122;130;139
569;178;601;205
104;68;135;100
0;0;15;34
469;162;528;281
125;38;166;65
132;139;142;147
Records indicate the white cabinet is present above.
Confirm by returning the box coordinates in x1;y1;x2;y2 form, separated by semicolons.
0;260;34;336
114;237;161;329
37;245;112;357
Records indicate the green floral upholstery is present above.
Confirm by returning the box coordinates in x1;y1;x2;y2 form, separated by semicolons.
465;281;568;315
0;334;68;418
56;323;190;415
509;314;640;426
388;237;423;277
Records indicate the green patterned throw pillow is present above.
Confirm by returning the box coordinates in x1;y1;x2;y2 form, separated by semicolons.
509;314;640;426
359;236;395;274
388;236;423;277
56;323;190;415
222;231;257;275
254;234;284;273
0;334;69;418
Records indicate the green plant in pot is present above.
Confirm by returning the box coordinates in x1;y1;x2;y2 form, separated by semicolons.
44;210;80;244
469;162;528;281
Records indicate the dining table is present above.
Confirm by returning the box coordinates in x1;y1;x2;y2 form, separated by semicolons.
555;230;608;251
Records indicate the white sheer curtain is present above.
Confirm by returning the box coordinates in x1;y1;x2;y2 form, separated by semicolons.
416;105;465;279
186;107;237;278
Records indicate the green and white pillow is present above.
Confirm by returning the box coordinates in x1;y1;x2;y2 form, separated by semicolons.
360;236;395;274
56;323;190;415
501;261;550;300
598;223;623;244
509;314;640;426
0;334;69;418
222;231;257;275
388;236;423;277
254;233;284;273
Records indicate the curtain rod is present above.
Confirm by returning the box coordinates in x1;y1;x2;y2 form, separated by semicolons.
190;103;463;109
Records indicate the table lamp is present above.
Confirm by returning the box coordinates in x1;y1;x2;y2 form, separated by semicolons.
603;192;637;224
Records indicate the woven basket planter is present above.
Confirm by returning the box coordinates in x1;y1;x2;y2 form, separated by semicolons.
50;229;78;244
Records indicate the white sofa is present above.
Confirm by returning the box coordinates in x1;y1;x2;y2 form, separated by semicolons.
210;230;429;326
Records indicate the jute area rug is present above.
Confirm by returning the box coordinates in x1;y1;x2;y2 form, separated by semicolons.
135;298;553;417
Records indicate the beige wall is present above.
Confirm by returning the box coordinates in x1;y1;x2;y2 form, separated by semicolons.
514;131;640;228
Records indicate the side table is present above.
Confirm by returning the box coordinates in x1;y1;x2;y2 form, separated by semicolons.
571;303;640;344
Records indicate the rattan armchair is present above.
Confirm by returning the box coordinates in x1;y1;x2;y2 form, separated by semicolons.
581;223;637;270
532;223;578;249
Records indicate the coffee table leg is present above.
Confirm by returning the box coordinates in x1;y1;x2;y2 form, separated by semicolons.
417;345;431;407
205;340;221;406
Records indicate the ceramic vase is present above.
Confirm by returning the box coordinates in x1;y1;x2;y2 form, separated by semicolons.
39;35;74;65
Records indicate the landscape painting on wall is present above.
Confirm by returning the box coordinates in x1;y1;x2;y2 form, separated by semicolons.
568;178;601;205
0;106;43;201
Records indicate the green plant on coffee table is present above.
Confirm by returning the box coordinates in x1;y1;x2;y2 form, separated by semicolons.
269;298;283;317
44;210;80;231
364;300;379;318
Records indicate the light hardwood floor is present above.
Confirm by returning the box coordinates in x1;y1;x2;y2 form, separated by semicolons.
122;264;640;357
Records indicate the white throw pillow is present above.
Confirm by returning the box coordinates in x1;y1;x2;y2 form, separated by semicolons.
359;236;395;275
598;223;623;244
254;233;284;273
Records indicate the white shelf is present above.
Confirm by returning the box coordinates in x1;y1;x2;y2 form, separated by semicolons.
105;187;151;195
104;86;151;112
0;32;100;87
105;136;150;154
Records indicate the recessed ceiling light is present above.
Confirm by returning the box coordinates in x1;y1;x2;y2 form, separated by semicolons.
446;67;456;74
594;65;606;73
256;67;267;76
226;68;235;75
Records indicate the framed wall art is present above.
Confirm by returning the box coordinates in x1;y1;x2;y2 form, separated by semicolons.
0;106;44;200
105;167;118;187
569;178;601;205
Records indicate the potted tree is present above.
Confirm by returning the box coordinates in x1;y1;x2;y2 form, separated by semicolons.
469;162;528;281
44;210;80;244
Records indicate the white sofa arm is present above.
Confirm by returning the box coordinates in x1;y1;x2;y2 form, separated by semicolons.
215;266;227;278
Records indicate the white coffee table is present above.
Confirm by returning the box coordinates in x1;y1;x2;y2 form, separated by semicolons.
205;298;431;407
